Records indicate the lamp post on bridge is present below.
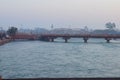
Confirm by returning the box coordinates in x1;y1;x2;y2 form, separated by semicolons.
50;24;54;35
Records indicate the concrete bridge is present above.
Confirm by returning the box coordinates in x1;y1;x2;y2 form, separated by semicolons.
40;34;120;43
11;33;120;43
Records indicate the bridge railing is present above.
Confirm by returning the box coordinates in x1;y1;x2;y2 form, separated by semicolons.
40;34;120;38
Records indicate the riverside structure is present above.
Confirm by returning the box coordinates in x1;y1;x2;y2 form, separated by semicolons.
40;34;120;43
0;33;11;46
12;33;120;43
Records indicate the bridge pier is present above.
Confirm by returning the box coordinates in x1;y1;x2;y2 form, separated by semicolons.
63;37;70;43
65;38;68;43
51;38;54;42
50;38;54;42
105;38;111;43
83;37;88;43
106;39;110;43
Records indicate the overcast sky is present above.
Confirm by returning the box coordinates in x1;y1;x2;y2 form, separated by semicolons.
0;0;120;29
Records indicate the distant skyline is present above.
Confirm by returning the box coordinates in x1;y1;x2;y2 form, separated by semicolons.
0;0;120;29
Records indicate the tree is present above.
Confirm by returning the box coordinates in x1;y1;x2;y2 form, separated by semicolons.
105;22;116;30
7;26;18;36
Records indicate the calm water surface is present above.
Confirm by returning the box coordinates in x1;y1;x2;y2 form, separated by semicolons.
0;39;120;78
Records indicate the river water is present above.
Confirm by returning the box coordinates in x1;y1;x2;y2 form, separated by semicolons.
0;39;120;78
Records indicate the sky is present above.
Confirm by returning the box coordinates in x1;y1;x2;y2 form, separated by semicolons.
0;0;120;29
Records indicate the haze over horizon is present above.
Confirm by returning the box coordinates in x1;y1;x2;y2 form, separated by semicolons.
0;0;120;29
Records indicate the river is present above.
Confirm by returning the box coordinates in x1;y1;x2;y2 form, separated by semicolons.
0;39;120;78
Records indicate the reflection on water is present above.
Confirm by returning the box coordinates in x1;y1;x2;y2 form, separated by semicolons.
0;39;120;78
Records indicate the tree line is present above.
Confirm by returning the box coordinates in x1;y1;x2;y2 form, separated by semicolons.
0;27;18;40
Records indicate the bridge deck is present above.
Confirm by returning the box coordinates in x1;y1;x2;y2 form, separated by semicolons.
41;34;120;38
10;33;120;43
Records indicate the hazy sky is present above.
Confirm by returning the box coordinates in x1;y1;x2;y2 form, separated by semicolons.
0;0;120;29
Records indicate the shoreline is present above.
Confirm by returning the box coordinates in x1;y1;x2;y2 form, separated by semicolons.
0;39;12;46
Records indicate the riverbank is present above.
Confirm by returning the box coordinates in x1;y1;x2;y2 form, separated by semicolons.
0;39;12;46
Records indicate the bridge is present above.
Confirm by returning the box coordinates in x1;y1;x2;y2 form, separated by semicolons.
11;33;120;43
40;34;120;43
